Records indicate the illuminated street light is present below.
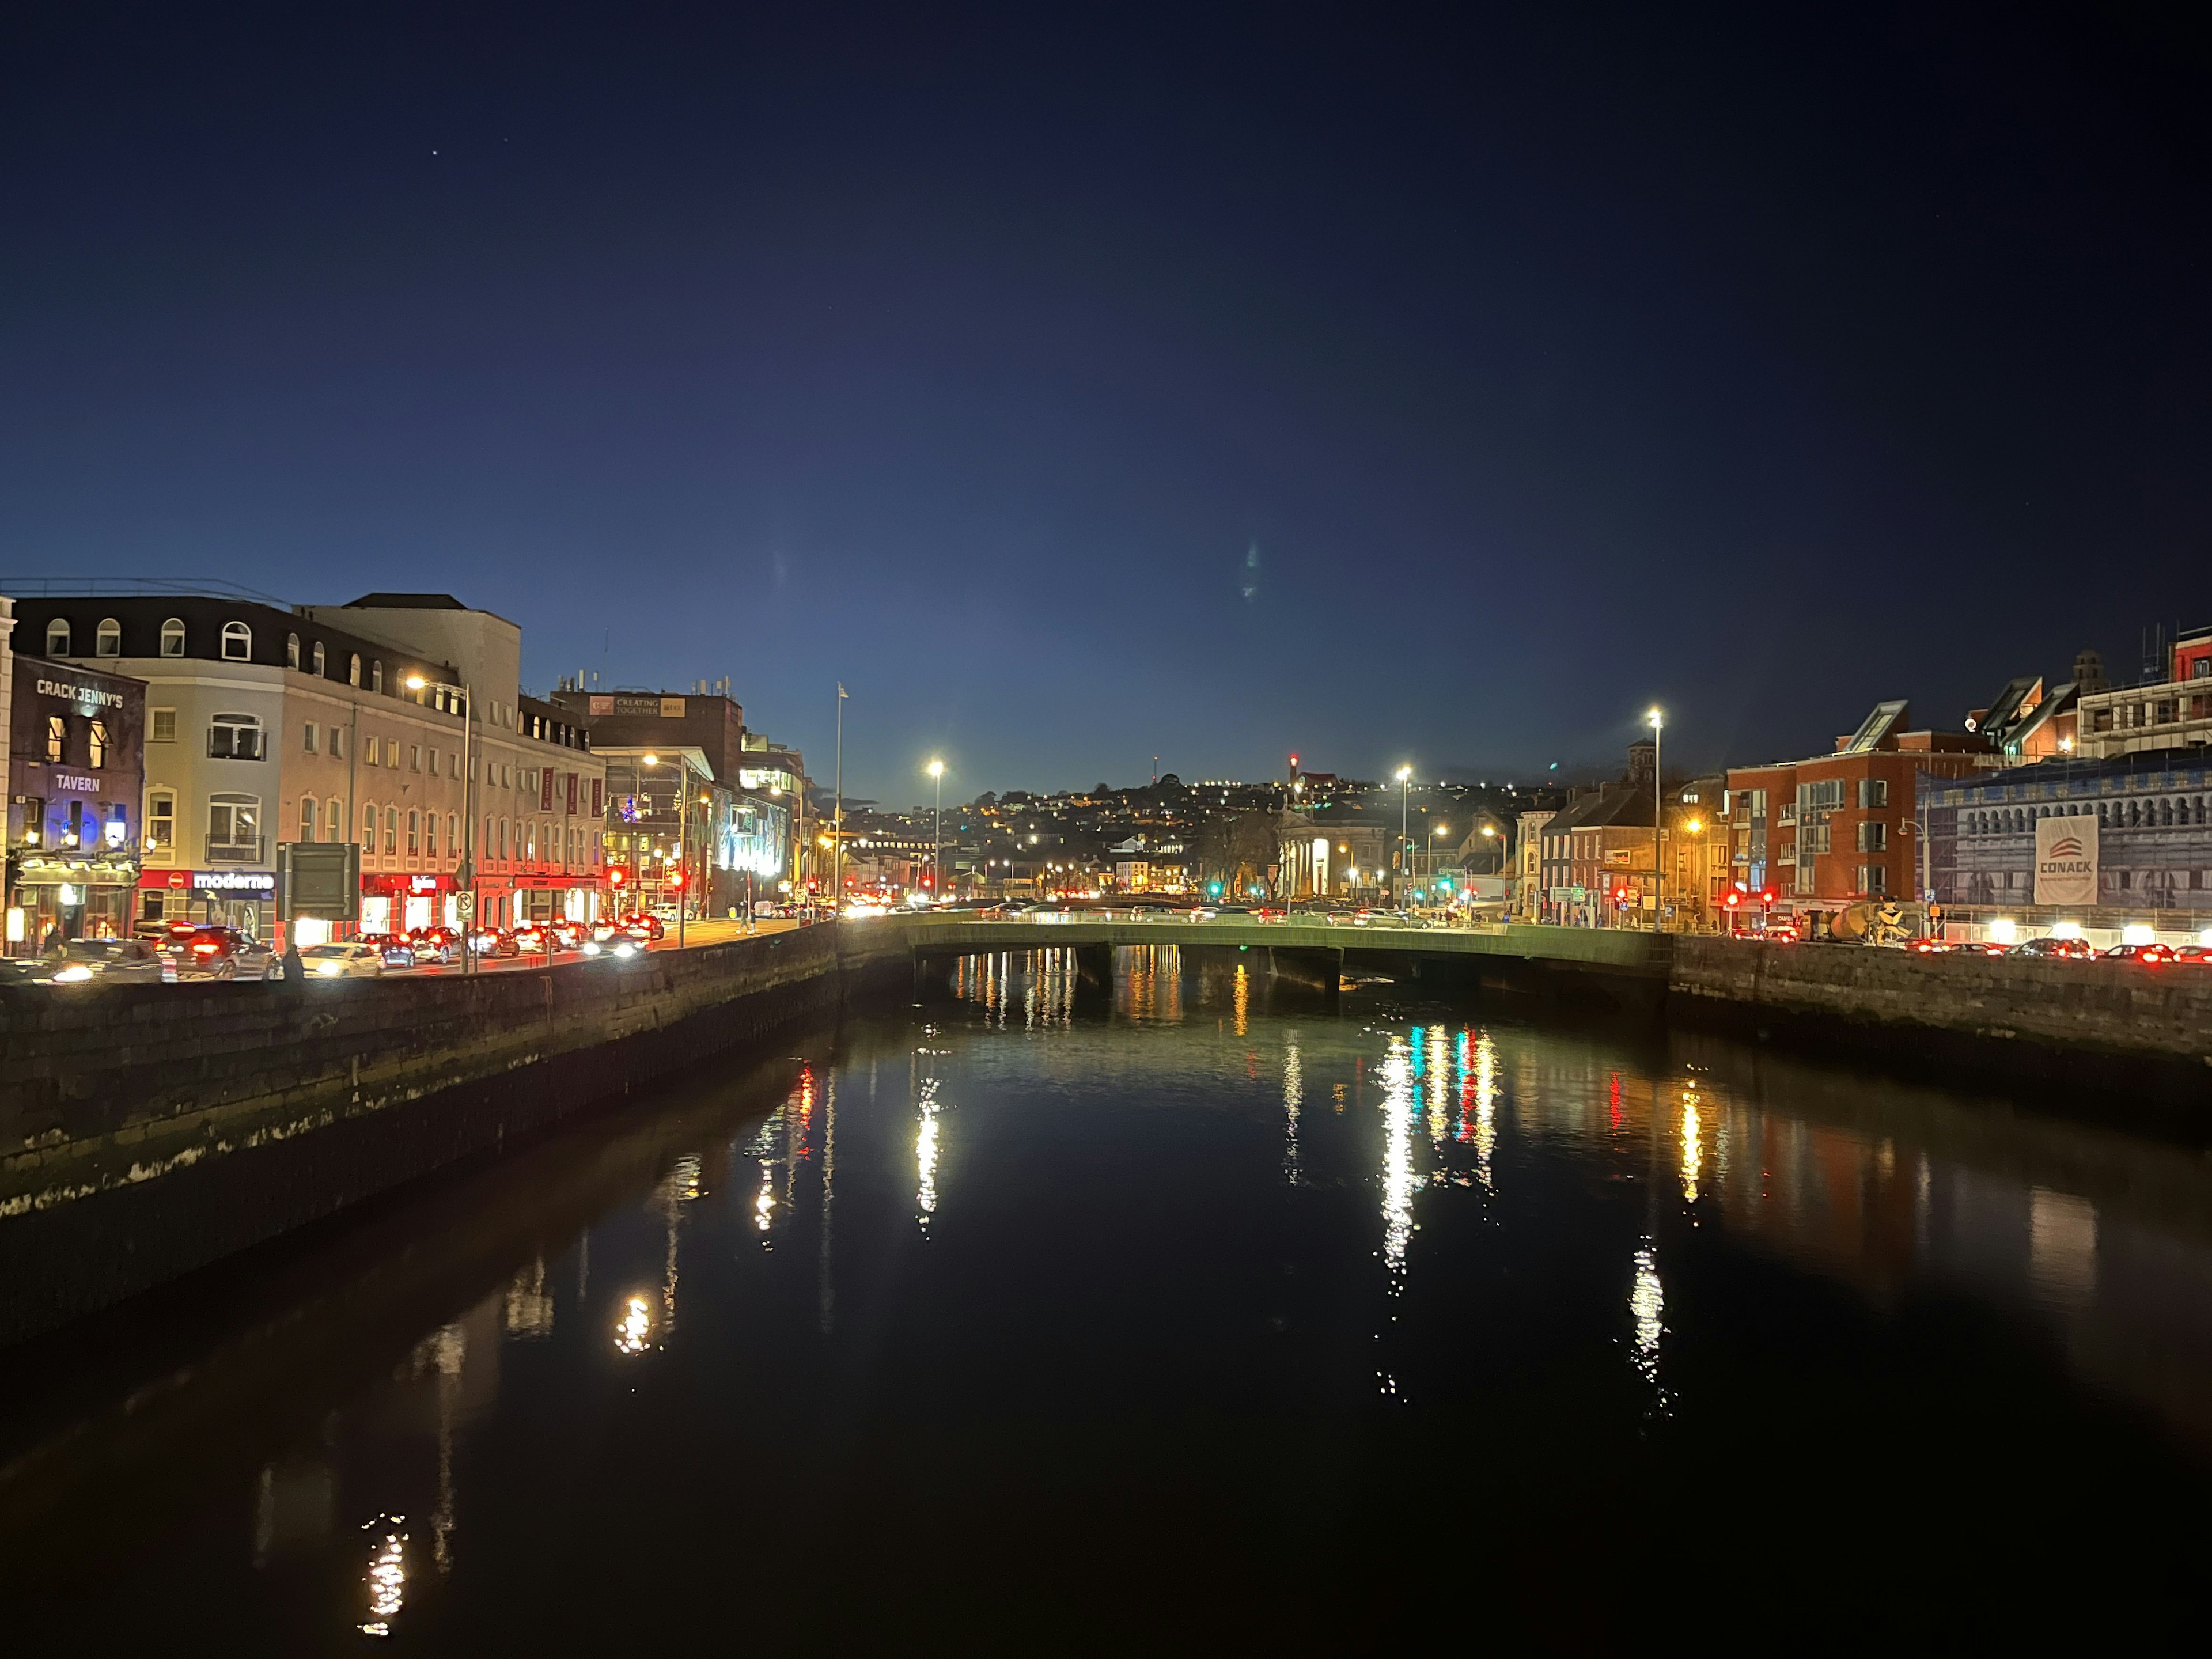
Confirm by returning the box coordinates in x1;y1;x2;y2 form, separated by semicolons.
1395;767;1413;907
1646;707;1665;933
926;758;945;901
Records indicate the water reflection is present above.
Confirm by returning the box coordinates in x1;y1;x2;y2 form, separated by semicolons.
1281;1032;1302;1185
1628;1241;1666;1399
359;1520;407;1638
613;1294;652;1356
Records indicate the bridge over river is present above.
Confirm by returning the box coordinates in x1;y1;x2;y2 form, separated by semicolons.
895;914;1671;1002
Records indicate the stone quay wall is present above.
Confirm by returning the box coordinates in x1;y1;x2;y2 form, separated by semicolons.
0;925;910;1343
1666;935;2212;1077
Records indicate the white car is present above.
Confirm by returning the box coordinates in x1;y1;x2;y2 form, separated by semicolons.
301;942;385;979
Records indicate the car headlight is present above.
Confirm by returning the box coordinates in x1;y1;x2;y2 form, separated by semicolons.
317;961;346;976
51;964;93;983
613;941;638;958
582;940;601;956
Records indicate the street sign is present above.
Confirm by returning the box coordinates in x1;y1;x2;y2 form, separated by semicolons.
276;842;361;921
456;892;476;916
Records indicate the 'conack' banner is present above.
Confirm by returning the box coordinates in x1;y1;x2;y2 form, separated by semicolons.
2033;815;2099;907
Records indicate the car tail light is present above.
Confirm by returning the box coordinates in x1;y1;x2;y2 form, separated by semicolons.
192;941;219;955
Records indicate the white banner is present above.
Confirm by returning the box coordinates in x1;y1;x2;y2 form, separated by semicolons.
2033;815;2099;907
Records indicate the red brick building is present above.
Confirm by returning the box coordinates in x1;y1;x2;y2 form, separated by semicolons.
1725;701;1991;925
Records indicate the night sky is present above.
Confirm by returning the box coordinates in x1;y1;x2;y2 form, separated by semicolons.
4;7;2206;803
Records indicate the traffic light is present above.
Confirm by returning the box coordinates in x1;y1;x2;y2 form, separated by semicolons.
608;868;626;888
1723;891;1742;909
667;869;685;889
1758;887;1777;907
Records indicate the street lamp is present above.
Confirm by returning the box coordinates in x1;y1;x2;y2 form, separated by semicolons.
1395;766;1412;908
1480;822;1497;876
927;758;945;905
407;674;475;972
1646;707;1664;932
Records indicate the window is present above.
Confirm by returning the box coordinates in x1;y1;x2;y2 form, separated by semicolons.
88;719;109;768
44;618;70;655
429;748;440;777
1858;778;1889;809
448;813;460;858
286;633;301;669
330;725;346;760
221;620;251;661
313;641;327;676
387;741;399;770
96;618;121;657
304;722;320;754
365;736;380;766
407;809;420;856
1859;865;1887;894
409;744;421;772
300;797;317;841
425;813;437;857
500;817;510;859
385;807;399;855
151;707;177;743
208;796;260;859
45;715;65;763
207;713;266;760
147;791;176;855
327;798;343;842
349;653;362;688
363;804;378;850
1857;821;1887;853
160;618;185;657
371;661;384;695
484;817;494;861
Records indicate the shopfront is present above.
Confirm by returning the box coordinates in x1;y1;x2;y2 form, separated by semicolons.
136;868;278;937
517;873;602;924
7;653;146;953
361;871;458;935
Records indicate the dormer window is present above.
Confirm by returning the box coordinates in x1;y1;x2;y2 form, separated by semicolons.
160;618;185;657
313;641;327;676
286;632;301;669
96;618;122;657
221;620;252;661
349;653;362;688
44;619;70;656
372;660;384;694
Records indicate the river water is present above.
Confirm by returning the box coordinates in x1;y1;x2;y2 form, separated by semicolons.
5;945;2210;1646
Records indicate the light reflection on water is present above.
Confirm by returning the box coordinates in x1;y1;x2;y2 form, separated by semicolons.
13;943;2212;1641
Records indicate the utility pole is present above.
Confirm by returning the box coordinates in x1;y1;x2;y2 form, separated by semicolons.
832;684;847;912
1647;707;1664;933
1396;766;1412;909
927;758;945;903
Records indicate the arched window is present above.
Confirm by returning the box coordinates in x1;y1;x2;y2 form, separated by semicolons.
299;797;317;841
96;618;121;657
362;804;377;850
371;660;384;694
312;641;327;676
327;798;343;843
220;620;252;661
384;807;399;855
44;618;70;656
286;633;301;670
160;618;186;657
2161;799;2175;827
447;813;459;860
424;813;437;858
349;653;362;688
407;809;420;856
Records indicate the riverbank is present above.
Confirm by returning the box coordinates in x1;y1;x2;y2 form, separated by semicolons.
0;923;908;1343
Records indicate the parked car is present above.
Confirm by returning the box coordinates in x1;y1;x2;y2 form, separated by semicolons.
33;937;167;984
301;942;385;979
161;926;281;981
2101;942;2177;964
2009;936;2095;960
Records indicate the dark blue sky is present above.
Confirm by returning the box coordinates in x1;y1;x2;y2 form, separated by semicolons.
4;6;2206;803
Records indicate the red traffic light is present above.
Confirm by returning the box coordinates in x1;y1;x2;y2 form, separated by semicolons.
608;868;626;887
1759;888;1777;906
1723;891;1742;908
667;869;685;888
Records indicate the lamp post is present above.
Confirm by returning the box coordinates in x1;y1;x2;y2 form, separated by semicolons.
1395;766;1412;909
407;675;474;973
833;684;847;915
1647;707;1664;932
927;758;945;905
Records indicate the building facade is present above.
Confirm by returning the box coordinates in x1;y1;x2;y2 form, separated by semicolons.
2076;626;2212;761
1919;749;2212;936
11;591;605;941
5;653;146;950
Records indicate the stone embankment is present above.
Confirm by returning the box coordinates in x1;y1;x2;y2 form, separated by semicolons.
0;924;908;1343
1667;935;2212;1077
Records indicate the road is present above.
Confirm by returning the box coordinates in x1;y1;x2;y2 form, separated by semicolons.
395;916;809;976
